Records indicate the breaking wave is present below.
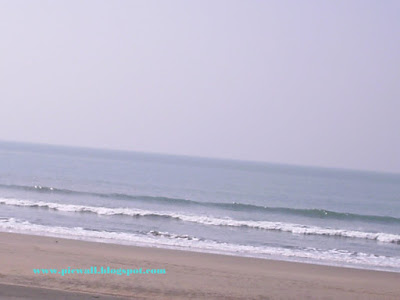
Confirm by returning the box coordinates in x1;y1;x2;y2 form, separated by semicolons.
0;184;399;224
1;198;399;244
0;217;399;272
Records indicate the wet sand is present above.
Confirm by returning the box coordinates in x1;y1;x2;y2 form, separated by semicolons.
0;232;399;299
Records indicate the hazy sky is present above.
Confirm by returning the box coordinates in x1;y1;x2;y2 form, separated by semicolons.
1;1;399;173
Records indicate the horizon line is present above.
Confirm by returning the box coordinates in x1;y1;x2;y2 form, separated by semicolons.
0;139;399;176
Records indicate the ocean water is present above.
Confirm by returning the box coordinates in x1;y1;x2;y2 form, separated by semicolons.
1;141;400;272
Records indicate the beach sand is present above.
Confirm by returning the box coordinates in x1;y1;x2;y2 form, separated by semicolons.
0;232;399;299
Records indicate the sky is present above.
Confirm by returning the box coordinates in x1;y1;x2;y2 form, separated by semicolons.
0;1;399;173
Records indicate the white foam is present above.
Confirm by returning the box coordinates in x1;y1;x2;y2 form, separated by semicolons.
1;197;400;244
0;217;400;272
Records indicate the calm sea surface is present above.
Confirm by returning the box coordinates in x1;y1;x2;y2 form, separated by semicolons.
1;141;399;272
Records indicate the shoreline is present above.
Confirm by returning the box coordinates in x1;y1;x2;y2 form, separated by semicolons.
1;226;398;274
1;232;400;299
2;218;399;274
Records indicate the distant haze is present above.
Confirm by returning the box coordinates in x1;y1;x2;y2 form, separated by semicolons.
0;1;399;173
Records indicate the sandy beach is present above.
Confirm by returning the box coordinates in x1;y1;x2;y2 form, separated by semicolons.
0;232;398;299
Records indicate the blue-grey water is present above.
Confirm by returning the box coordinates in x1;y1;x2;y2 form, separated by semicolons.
1;141;399;272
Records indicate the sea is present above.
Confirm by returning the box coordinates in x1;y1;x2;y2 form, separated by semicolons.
0;141;399;272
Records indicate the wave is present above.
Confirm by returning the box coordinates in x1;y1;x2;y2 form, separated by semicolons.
1;198;400;244
0;217;399;272
0;184;399;224
148;230;201;241
221;203;400;224
0;183;195;205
